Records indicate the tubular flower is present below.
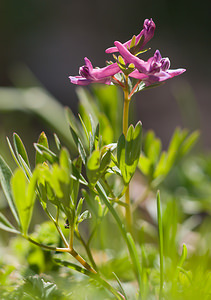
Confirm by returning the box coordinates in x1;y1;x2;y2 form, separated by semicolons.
105;18;155;54
69;57;120;85
114;41;186;86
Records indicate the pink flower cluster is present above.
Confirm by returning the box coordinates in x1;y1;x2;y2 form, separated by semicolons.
69;19;185;87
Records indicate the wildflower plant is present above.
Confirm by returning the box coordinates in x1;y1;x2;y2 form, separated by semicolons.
0;19;204;300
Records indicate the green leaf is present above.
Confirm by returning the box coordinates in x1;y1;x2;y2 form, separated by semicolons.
77;210;92;223
65;106;82;139
126;233;142;292
34;143;58;164
6;136;21;168
76;197;84;217
13;133;30;168
157;190;164;296
78;113;89;143
54;133;61;151
11;168;37;235
153;152;167;182
179;130;200;157
178;244;187;270
117;122;142;184
138;154;153;177
98;114;113;145
0;155;19;224
96;182;143;286
59;148;71;172
71;156;82;204
86;150;101;186
92;85;122;140
71;162;88;186
35;132;49;165
70;127;87;165
0;212;20;234
112;272;128;300
82;189;102;218
118;55;125;67
86;149;111;186
54;259;125;300
130;35;136;49
18;154;33;178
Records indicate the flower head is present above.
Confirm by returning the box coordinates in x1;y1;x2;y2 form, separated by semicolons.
105;18;155;55
114;41;186;86
69;57;120;86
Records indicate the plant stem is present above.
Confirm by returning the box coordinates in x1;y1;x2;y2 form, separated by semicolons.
55;259;125;300
69;224;74;249
128;79;141;99
75;229;98;271
123;89;130;136
123;75;132;233
95;182;142;294
24;235;97;274
44;206;69;248
68;248;97;274
125;187;132;233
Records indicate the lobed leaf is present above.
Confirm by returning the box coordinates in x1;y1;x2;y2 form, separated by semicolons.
117;122;142;184
13;133;30;168
0;155;19;224
35;131;49;165
11;168;37;235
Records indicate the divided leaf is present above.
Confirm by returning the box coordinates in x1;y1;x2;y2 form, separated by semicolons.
11;168;37;235
139;128;200;186
117;122;142;184
86;149;111;186
0;155;19;225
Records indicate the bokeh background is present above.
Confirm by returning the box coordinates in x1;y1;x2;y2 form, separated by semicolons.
0;0;210;150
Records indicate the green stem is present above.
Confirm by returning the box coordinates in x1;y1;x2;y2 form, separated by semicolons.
123;91;130;136
125;186;132;233
123;75;132;233
75;229;98;271
24;235;97;274
37;193;69;248
69;224;74;249
95;182;142;291
55;259;125;300
128;79;141;99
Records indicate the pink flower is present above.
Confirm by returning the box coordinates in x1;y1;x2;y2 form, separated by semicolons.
69;57;120;85
114;41;186;86
105;19;155;54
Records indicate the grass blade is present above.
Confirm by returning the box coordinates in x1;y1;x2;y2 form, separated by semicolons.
157;190;164;299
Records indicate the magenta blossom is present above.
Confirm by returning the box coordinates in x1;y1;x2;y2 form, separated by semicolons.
69;57;120;86
114;41;186;86
105;19;155;54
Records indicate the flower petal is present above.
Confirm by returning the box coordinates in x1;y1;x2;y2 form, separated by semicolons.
129;70;149;80
92;62;120;80
166;68;186;78
114;41;148;73
84;57;93;71
69;76;92;86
